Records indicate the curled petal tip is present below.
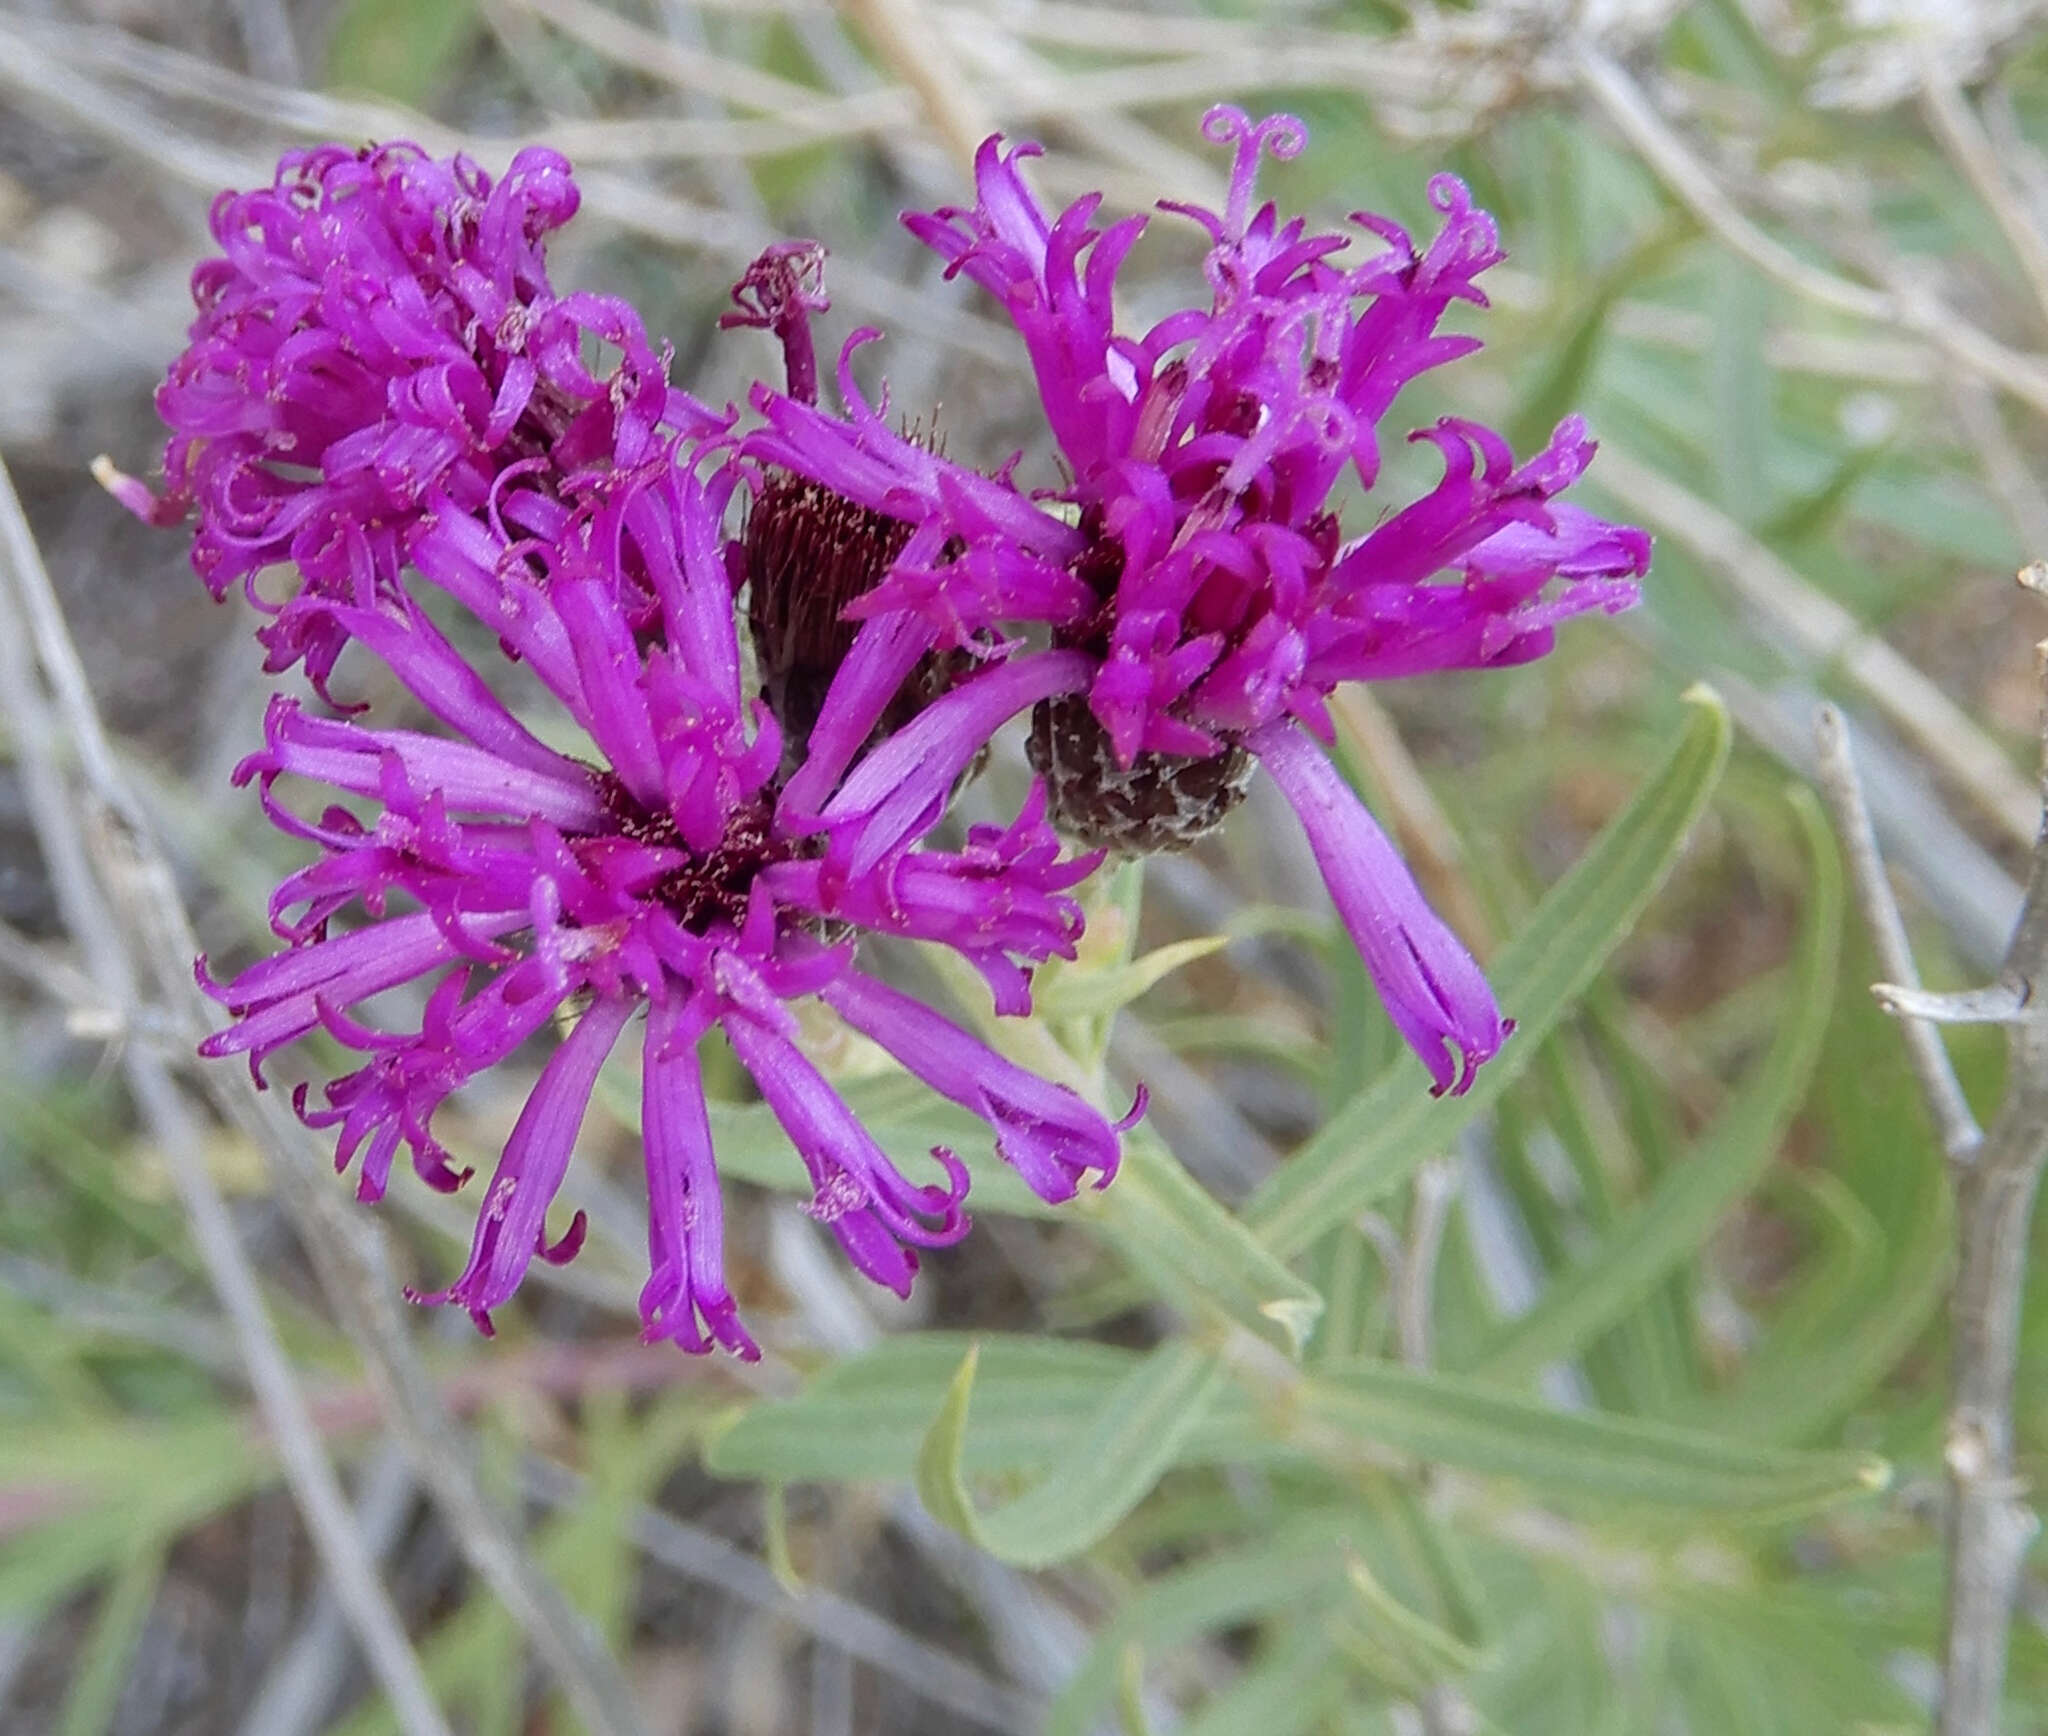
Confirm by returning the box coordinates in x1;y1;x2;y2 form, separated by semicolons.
541;1207;589;1266
1113;1082;1150;1134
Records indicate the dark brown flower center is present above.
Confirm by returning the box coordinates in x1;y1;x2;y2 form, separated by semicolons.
744;470;913;759
741;466;979;782
594;774;787;933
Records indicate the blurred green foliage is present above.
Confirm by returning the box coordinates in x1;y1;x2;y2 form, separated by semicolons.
326;0;480;108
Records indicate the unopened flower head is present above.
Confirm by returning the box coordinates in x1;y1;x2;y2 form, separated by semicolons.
108;142;719;695
740;108;1652;1096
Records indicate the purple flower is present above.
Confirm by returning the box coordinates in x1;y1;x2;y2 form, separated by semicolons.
196;442;1129;1357
107;142;721;696
740;108;1651;1096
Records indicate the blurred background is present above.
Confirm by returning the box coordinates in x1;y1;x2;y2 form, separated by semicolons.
2;0;2047;1731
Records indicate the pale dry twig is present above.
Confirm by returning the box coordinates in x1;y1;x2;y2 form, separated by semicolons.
1575;43;2048;421
1812;624;2048;1736
1593;442;2040;848
0;459;453;1736
1811;705;1981;1160
0;455;650;1736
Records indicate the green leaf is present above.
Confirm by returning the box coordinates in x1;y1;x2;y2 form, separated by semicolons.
1759;439;1893;546
1115;1645;1154;1736
606;1060;1326;1354
1509;1022;1692;1411
0;1287;111;1415
762;1483;804;1594
1293;1358;1887;1513
1181;1620;1352;1736
1085;1133;1325;1356
1150;1013;1328;1082
1689;1154;1953;1445
900;900;1322;1357
1045;1515;1359;1736
0;1413;259;1485
1710;255;1771;523
0;1435;265;1612
1335;1552;1487;1699
325;0;479;107
703;1333;1283;1486
1843;465;2021;567
1034;935;1230;1021
1368;1478;1495;1658
1467;785;1841;1381
1506;221;1694;458
1667;1579;1920;1730
543;1389;641;1650
1592;1612;1673;1736
55;1543;166;1736
914;1339;1226;1567
1037;856;1151;1068
1244;688;1733;1258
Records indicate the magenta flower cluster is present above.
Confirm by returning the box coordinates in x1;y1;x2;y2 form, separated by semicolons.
745;108;1647;1094
125;141;1131;1356
104;142;720;698
125;109;1644;1353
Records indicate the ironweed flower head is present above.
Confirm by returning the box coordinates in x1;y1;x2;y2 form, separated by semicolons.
136;145;1137;1354
196;443;1130;1356
740;107;1651;1097
107;141;719;696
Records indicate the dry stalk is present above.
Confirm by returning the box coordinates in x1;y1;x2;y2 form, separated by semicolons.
0;462;451;1736
0;459;649;1736
838;0;994;172
1920;76;2048;339
1575;44;2048;421
0;18;1017;370
1811;707;1981;1161
1811;637;2048;1735
1595;443;2040;848
1933;635;2048;1736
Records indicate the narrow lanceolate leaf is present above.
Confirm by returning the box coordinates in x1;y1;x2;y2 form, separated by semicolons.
1180;1620;1352;1736
914;1339;1226;1567
1044;1516;1357;1736
1469;786;1842;1382
1085;1133;1324;1357
1334;1553;1488;1700
1034;934;1230;1021
1506;219;1694;460
701;1333;1282;1486
1688;1155;1954;1446
54;1543;167;1736
0;1429;269;1612
1295;1359;1886;1513
908;907;1322;1355
1245;688;1732;1259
